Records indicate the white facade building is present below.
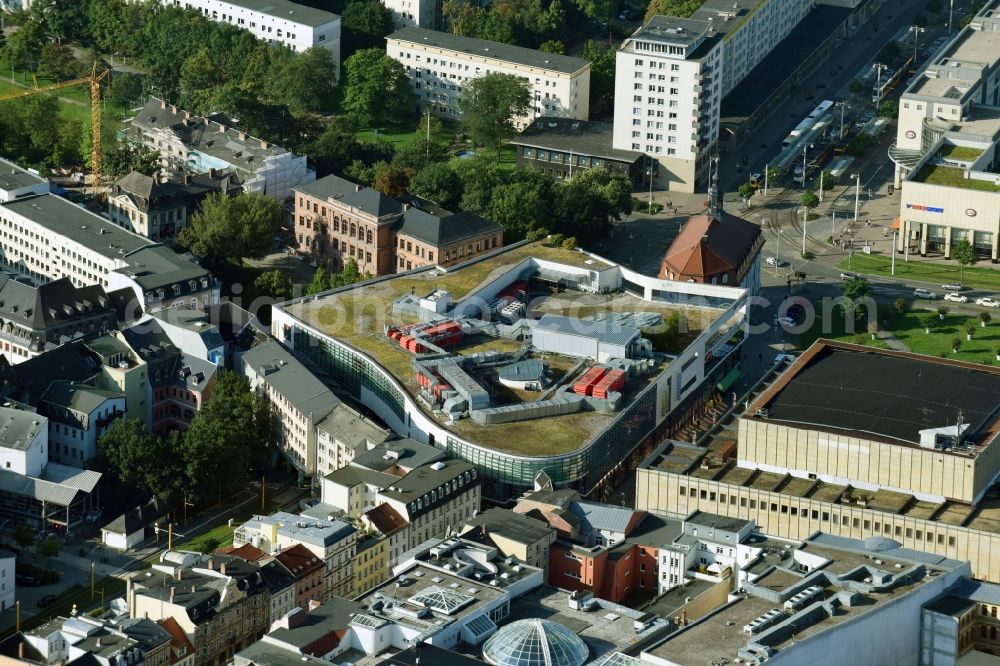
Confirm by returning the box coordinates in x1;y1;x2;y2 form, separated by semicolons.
613;0;815;192
889;0;1000;261
0;193;218;312
383;0;437;29
0;550;13;612
0;156;49;203
0;407;47;477
40;382;126;468
159;0;340;61
386;27;591;130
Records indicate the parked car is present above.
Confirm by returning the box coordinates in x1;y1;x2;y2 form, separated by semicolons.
913;288;937;299
766;257;789;267
36;594;57;608
944;292;969;303
16;575;41;587
785;304;807;326
942;282;964;291
840;271;857;280
775;316;797;328
976;297;1000;308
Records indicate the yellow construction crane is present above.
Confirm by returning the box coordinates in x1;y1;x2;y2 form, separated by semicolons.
0;62;111;192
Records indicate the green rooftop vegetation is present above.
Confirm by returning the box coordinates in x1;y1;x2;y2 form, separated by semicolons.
913;163;1000;192
938;144;985;162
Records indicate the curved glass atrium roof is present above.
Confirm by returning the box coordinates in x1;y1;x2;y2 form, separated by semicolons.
407;585;475;615
482;619;589;666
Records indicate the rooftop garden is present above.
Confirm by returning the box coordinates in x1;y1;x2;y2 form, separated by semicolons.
937;144;985;162
913;163;1000;192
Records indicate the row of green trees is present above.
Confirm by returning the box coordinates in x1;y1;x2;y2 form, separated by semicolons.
97;371;277;507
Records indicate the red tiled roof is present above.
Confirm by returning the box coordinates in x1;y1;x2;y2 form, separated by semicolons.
658;210;762;281
275;543;323;577
218;543;267;563
365;503;408;536
157;617;195;664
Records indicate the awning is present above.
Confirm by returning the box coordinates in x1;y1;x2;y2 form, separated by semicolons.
716;367;743;393
890;217;901;231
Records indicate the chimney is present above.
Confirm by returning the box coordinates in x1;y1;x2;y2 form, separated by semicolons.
171;105;177;114
209;168;216;179
208;558;214;570
355;184;362;192
182;118;189;127
238;131;246;141
18;643;24;659
403;203;410;211
220;563;226;576
259;139;268;149
184;111;191;120
191;585;196;594
96;638;102;648
177;569;182;580
217;121;227;133
183;173;191;185
160;99;166;109
308;599;321;611
169;587;175;603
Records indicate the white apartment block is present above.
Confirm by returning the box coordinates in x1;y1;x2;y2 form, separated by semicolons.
613;17;723;193
0;193;218;312
386;27;591;130
613;0;814;192
240;339;338;481
41;383;126;468
383;0;437;29
158;0;341;59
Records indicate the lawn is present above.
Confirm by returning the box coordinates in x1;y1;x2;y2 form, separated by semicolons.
839;254;1000;291
912;163;1000;193
797;302;1000;366
938;144;984;162
176;523;235;554
356;118;460;150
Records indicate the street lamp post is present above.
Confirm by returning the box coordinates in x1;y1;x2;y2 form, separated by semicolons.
852;173;861;221
891;230;897;276
819;170;824;202
831;211;836;238
776;229;783;274
801;143;811;190
873;63;887;107
910;26;924;64
949;0;955;34
801;208;807;256
838;102;846;140
647;166;654;215
764;163;769;196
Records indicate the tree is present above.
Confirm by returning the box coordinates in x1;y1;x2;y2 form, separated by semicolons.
458;73;531;160
392;138;449;173
38;42;83;81
372;163;411;196
953;238;977;282
343;49;415;128
849;79;865;96
341;0;395;55
573;0;613;21
182;371;271;504
11;524;34;550
306;267;331;296
580;40;615;116
269;47;339;113
489;173;556;240
30;0;84;43
981;312;992;327
876;41;900;65
877;101;898;118
539;40;565;55
847;133;876;156
644;0;702;22
180;192;283;265
554;170;631;245
800;190;819;210
179;47;220;112
37;535;60;565
107;72;146;110
103;141;160;179
895;297;907;313
254;270;293;301
97;418;185;503
738;183;755;207
409;162;463;209
841;276;871;321
2;19;45;71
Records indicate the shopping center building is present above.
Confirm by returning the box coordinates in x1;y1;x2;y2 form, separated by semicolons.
271;241;748;499
890;0;1000;259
